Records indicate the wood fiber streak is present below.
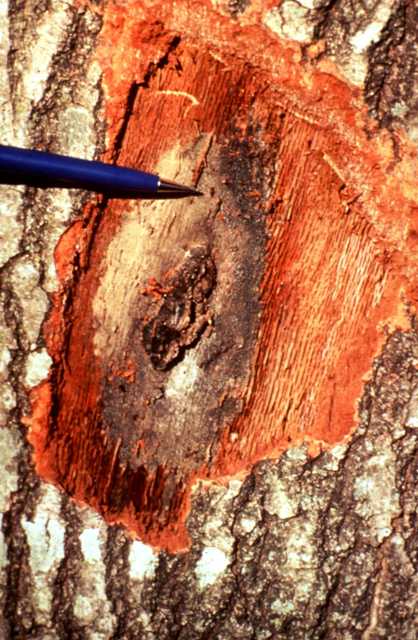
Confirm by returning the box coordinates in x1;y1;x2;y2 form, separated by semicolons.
27;0;418;550
214;115;394;473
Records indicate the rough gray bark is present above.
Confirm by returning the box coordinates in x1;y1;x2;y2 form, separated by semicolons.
1;1;418;639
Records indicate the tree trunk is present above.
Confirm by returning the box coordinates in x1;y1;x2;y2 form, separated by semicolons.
1;0;418;638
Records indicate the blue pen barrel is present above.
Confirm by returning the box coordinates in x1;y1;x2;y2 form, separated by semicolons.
0;144;159;196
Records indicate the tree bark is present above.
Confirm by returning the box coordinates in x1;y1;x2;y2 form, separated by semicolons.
1;0;418;638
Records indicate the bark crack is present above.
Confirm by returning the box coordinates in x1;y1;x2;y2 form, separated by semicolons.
111;35;182;162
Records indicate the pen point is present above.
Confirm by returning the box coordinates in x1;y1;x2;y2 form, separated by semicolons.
157;178;204;199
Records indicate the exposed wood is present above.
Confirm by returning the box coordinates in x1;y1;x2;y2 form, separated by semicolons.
26;1;418;551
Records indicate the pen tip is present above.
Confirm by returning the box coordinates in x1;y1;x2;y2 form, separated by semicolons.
157;178;204;199
189;188;204;197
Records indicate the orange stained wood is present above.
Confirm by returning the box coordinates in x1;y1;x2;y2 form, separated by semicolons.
27;0;418;551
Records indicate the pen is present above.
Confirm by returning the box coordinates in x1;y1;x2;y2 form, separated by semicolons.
0;144;202;199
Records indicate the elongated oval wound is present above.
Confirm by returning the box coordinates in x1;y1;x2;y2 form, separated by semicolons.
26;6;417;552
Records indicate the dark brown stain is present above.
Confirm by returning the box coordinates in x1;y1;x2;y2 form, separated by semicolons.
142;247;216;371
